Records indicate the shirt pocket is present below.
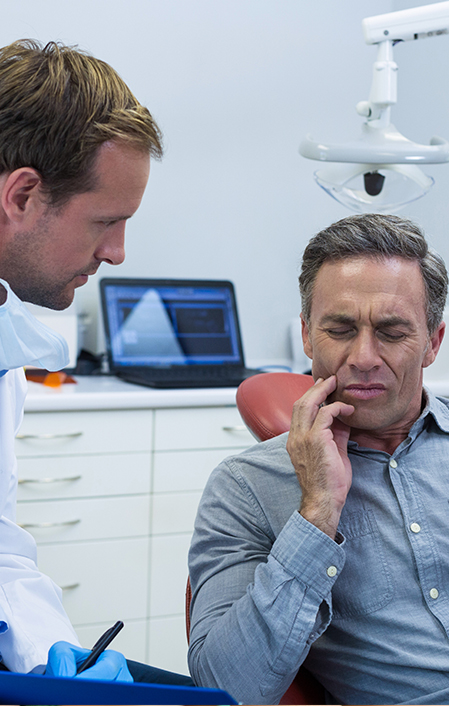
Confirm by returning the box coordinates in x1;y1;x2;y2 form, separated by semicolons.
331;509;393;619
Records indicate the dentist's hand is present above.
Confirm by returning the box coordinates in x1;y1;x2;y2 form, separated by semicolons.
286;375;354;540
46;641;133;682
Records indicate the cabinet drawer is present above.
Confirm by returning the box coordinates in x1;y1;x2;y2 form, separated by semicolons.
15;409;153;457
149;534;190;617
38;537;149;624
148;615;188;675
17;495;151;544
17;452;151;501
154;407;253;451
151;491;202;535
153;446;249;493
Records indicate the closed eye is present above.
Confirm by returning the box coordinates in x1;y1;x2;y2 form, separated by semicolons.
377;329;407;341
325;328;356;338
98;215;131;228
325;327;408;341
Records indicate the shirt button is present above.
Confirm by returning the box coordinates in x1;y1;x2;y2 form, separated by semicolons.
410;522;421;533
389;459;398;468
327;566;338;577
430;588;439;599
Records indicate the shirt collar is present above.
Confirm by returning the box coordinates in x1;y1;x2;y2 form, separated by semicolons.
417;385;449;436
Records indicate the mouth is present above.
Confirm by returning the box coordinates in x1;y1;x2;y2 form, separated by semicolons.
74;266;99;285
344;384;386;400
80;267;99;278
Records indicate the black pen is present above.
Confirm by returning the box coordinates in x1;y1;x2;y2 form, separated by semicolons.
76;620;124;675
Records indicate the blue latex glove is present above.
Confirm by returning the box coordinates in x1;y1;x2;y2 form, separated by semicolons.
46;641;133;682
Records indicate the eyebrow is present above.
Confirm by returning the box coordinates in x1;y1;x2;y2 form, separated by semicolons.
377;316;415;330
319;314;415;329
319;314;356;326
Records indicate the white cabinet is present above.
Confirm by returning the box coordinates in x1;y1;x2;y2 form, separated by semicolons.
15;382;254;675
16;409;153;456
149;405;252;672
15;407;153;664
153;406;251;451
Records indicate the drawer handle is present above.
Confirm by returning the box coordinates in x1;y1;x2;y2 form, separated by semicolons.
222;425;248;432
16;431;83;440
18;519;81;529
18;475;82;485
61;583;80;592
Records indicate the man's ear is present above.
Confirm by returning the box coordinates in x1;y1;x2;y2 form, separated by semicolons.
300;313;313;360
1;168;44;224
423;321;445;368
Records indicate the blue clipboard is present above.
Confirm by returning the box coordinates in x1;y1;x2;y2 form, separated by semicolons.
0;670;238;704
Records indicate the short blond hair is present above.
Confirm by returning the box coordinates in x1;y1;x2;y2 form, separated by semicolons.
0;39;163;204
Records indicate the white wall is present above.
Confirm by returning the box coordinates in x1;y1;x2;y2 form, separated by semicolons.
389;0;449;267
4;0;428;365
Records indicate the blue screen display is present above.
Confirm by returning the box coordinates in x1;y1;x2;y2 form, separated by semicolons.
104;284;241;367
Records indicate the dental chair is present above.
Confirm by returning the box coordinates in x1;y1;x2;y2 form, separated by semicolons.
186;372;326;705
236;371;315;441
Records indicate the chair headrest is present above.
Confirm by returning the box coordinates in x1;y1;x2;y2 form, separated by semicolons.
236;372;314;442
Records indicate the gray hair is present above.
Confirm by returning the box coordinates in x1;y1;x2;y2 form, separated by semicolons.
299;213;448;335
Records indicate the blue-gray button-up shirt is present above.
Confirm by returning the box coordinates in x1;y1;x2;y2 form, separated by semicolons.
188;390;449;705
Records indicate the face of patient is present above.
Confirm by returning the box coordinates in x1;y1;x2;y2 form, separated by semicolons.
301;256;444;442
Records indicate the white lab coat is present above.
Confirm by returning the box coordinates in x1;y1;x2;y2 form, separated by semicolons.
0;368;79;672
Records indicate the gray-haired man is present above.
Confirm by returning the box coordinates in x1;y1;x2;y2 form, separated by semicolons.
188;214;449;705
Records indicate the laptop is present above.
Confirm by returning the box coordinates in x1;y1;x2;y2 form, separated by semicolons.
100;277;262;388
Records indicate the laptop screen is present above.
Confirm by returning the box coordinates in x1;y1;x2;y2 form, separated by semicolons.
100;278;245;368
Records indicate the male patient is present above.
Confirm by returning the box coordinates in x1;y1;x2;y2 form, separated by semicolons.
0;38;192;685
188;213;449;705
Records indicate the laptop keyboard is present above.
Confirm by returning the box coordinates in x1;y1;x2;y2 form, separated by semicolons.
116;365;261;389
125;366;245;381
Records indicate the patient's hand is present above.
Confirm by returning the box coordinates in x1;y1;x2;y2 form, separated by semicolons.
286;375;354;540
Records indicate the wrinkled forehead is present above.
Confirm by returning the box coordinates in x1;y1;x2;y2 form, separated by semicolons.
310;256;427;324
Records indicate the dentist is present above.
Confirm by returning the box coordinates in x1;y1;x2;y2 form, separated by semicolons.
0;39;174;682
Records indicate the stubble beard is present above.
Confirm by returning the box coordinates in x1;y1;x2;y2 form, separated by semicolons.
0;221;77;310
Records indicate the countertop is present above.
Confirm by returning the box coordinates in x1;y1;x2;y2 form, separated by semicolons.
24;375;239;412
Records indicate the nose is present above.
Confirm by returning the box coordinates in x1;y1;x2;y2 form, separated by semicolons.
346;329;382;372
94;224;126;266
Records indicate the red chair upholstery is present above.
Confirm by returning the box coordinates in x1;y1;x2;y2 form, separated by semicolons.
185;576;192;643
186;372;326;704
236;372;314;441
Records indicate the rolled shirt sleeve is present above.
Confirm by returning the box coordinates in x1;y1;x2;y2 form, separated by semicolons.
188;441;345;705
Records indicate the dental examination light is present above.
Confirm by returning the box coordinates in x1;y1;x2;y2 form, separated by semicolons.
299;2;449;212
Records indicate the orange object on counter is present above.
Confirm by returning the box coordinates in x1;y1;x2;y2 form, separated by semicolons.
25;369;77;386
